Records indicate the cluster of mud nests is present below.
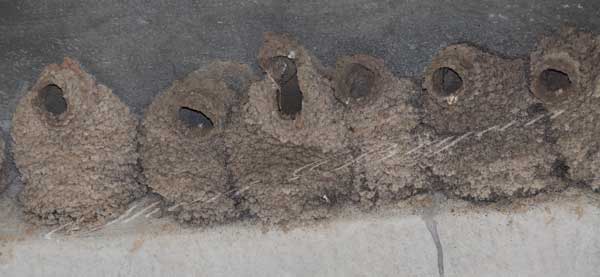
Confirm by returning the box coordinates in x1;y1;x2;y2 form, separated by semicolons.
7;27;600;228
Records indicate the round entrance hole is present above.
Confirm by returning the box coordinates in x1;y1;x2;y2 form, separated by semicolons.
432;67;463;96
178;107;214;129
268;56;302;119
39;84;67;115
345;63;376;100
537;68;572;99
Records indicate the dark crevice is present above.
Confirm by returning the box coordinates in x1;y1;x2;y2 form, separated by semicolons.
178;107;214;129
551;159;570;180
345;63;376;100
432;67;462;97
39;84;67;115
268;56;302;119
539;69;571;96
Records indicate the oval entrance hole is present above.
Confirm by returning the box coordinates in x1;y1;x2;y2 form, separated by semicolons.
178;107;214;129
39;84;68;115
432;67;463;97
538;68;572;99
345;63;376;100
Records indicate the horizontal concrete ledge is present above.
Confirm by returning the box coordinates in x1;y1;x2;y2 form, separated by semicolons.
1;190;600;277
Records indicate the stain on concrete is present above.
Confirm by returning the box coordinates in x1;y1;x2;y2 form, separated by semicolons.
11;58;145;227
129;237;145;253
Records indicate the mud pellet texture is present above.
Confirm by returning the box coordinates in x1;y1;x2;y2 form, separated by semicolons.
227;33;352;226
141;61;256;225
335;54;429;209
421;44;564;200
11;58;145;227
530;28;600;191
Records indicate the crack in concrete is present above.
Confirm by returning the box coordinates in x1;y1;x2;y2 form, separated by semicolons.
422;193;445;277
425;217;445;277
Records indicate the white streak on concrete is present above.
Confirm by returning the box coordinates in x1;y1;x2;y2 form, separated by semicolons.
122;202;161;224
145;208;161;218
106;204;138;226
44;222;73;240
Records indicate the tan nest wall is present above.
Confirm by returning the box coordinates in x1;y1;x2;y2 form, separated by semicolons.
421;44;563;200
226;33;353;226
334;54;428;209
11;58;145;226
530;27;600;191
141;61;256;225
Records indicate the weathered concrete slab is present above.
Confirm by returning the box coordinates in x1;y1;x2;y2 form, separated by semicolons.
438;196;600;276
0;199;438;276
2;192;599;277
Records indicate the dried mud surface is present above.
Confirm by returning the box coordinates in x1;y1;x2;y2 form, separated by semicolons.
140;61;257;225
227;33;352;226
421;44;564;200
530;28;600;191
11;58;145;226
334;55;429;209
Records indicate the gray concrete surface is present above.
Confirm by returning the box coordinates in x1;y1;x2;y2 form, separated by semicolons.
2;214;440;276
1;191;599;277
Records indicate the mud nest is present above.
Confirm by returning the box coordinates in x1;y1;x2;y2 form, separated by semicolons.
11;58;145;226
141;61;256;225
421;44;564;200
334;54;429;209
226;33;353;226
530;27;600;191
